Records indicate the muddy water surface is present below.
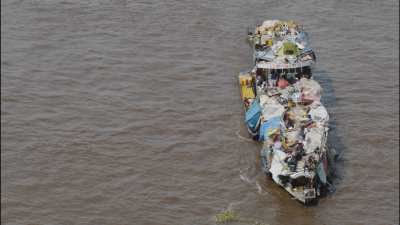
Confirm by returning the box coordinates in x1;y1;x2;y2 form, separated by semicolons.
1;0;399;224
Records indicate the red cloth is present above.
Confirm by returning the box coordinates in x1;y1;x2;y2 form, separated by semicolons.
277;79;289;89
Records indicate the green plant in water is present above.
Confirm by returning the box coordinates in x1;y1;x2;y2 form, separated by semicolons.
253;222;270;225
214;209;270;225
215;210;239;223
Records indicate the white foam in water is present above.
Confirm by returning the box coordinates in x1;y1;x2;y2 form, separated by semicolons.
239;171;252;184
255;181;263;194
235;130;254;143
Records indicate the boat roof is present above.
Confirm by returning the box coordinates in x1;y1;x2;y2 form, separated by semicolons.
256;60;314;70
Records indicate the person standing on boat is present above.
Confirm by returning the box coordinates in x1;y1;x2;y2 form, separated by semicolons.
269;70;278;87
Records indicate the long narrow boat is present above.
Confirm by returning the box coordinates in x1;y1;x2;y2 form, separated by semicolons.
239;20;332;205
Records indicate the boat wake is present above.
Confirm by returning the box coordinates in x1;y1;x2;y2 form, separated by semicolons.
239;169;266;195
235;130;254;142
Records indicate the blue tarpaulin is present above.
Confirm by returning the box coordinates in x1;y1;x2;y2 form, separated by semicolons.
259;116;282;141
245;100;262;132
317;162;327;184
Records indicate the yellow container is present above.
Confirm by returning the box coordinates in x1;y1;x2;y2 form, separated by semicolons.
238;74;255;100
265;39;273;47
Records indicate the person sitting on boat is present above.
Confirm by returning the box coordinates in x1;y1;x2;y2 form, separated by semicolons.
277;74;289;89
255;68;266;86
284;111;295;129
286;73;298;85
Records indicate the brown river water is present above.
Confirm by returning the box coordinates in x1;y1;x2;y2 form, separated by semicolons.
1;0;399;224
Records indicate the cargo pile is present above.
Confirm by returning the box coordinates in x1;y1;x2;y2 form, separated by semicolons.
239;20;333;205
248;20;316;68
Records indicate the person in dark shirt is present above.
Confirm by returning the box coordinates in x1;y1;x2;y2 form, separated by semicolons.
269;70;278;87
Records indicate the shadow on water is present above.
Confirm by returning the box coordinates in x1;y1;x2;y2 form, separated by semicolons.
314;69;345;190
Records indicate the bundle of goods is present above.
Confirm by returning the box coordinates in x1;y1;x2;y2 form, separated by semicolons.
247;20;316;69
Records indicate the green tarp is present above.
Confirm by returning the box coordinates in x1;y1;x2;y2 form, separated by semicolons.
276;41;300;56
